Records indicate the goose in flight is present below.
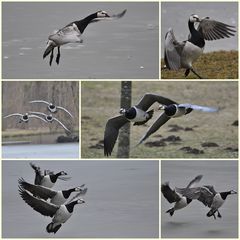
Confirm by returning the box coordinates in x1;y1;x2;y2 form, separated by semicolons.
19;186;85;234
164;14;236;78
30;162;70;188
138;100;218;145
43;9;127;65
176;185;237;219
18;178;87;205
29;111;71;132
162;175;203;216
104;93;177;156
29;100;73;118
3;112;47;123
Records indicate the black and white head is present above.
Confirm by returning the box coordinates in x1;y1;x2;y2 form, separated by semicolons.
60;171;67;176
77;198;85;204
229;190;237;194
46;114;53;121
97;10;110;18
189;14;200;23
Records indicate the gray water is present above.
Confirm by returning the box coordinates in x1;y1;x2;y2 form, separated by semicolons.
2;160;159;237
2;2;159;79
2;143;79;159
161;160;238;238
161;2;238;57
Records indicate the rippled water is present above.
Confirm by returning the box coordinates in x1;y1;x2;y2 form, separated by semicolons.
2;160;159;237
2;2;159;79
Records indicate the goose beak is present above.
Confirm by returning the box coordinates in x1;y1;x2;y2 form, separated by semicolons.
231;190;237;194
43;41;55;59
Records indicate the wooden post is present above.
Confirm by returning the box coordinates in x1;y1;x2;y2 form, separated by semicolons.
117;81;132;158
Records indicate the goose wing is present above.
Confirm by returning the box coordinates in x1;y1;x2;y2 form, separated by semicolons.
29;111;48;117
4;113;23;118
104;115;129;156
56;106;74;118
161;182;181;203
178;104;218;112
18;178;56;200
29;162;44;185
29;100;50;105
18;187;59;217
28;114;48;122
164;28;184;70
135;93;177;111
52;117;71;132
138;112;170;144
197;186;216;207
186;175;203;188
198;17;236;40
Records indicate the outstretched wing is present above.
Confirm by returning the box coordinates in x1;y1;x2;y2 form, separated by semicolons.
53;117;71;132
4;113;23;118
198;17;236;40
138;112;170;145
161;182;181;203
135;93;177;111
56;106;74;118
28;114;48;122
104;115;128;156
186;175;203;188
29;100;50;105
18;187;58;217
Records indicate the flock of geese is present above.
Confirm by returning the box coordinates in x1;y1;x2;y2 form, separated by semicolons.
4;100;73;133
162;175;237;219
18;163;87;234
104;93;218;156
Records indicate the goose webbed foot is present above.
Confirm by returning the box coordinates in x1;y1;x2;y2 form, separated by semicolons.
56;46;60;65
49;49;54;66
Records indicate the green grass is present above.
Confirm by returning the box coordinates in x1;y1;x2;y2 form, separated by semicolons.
161;50;238;79
81;81;238;159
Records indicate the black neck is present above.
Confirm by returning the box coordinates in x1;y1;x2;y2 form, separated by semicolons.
65;200;78;213
49;172;62;183
62;188;75;199
187;198;192;204
75;12;98;33
220;191;232;200
188;20;205;48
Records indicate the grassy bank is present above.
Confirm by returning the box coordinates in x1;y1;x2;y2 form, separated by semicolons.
81;81;238;159
161;50;238;79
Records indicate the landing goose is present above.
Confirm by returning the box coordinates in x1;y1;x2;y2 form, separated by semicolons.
29;100;73;118
43;9;127;65
104;93;177;156
176;185;237;219
164;14;236;78
3;112;47;123
162;175;203;216
19;187;85;234
18;178;87;205
29;111;71;132
138;100;218;145
30;162;70;188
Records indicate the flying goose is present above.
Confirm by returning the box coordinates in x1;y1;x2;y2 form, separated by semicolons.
162;175;203;216
29;100;74;118
3;112;47;123
138;101;218;145
18;178;87;205
30;162;70;188
43;9;127;65
164;14;236;78
176;185;237;219
29;111;71;132
104;93;177;156
19;187;85;234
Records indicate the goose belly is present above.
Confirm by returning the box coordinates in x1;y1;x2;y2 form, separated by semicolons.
51;192;67;205
181;41;203;68
41;175;54;188
130;107;149;122
211;194;225;211
174;197;188;210
53;205;72;224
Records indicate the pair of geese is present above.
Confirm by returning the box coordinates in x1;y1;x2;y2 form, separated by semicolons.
162;175;237;219
43;9;235;78
18;163;87;234
104;93;218;156
4;100;73;133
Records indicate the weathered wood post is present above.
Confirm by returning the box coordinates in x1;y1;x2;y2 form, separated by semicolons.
117;81;132;158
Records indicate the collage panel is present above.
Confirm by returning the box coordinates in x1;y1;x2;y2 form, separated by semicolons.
2;160;159;237
161;1;238;79
161;160;238;238
2;1;159;79
2;81;79;159
81;81;238;159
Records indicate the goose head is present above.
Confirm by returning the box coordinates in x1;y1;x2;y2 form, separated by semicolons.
76;198;85;204
189;14;201;23
97;10;110;18
60;171;67;176
229;190;237;194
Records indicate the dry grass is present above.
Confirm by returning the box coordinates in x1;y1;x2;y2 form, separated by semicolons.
81;81;238;158
161;50;238;79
